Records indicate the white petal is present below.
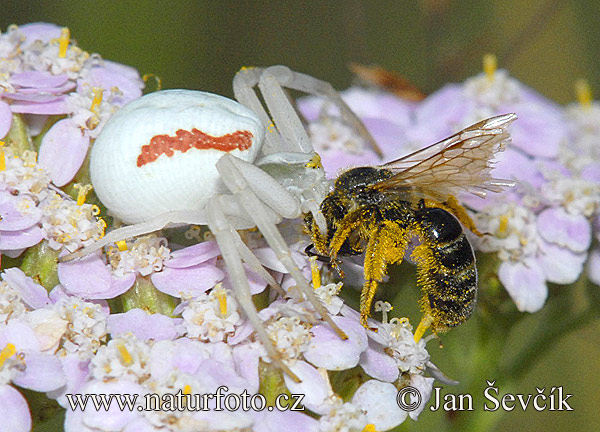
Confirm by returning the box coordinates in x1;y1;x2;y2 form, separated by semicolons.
498;260;547;312
304;316;367;370
539;241;587;284
0;385;31;432
408;375;435;420
352;380;408;430
284;361;330;414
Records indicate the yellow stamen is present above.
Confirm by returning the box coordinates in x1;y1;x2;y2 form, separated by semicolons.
483;53;497;82
58;27;70;58
575;79;592;108
497;214;509;237
0;141;5;171
214;285;228;317
89;87;104;114
74;183;93;206
116;240;128;251
0;343;16;369
267;122;275;133
305;153;323;170
414;315;434;342
117;343;133;365
309;256;321;289
362;425;378;432
183;384;192;395
142;73;162;91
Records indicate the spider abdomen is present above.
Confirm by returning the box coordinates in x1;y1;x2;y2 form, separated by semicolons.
412;207;477;332
90;90;264;224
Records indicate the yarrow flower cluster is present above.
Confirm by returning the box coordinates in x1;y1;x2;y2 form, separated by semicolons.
0;21;598;432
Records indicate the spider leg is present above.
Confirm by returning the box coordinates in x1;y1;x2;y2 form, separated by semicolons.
206;198;301;382
217;154;348;340
60;210;211;262
234;65;382;157
213;195;285;295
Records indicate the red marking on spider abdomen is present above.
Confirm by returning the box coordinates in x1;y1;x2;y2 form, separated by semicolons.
136;128;253;167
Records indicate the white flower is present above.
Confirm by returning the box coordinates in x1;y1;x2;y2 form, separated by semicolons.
39;191;105;252
181;285;243;343
463;69;521;107
266;315;312;361
474;202;539;261
309;119;366;154
107;234;170;277
90;333;150;383
54;296;108;359
0;280;27;323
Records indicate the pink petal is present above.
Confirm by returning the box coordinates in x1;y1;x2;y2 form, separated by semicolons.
3;92;66;103
220;263;268;295
11;71;69;89
1;268;50;309
359;343;400;382
165;240;221;268
537;207;591;252
1;319;42;351
0;194;42;231
79;66;143;105
78;380;147;430
151;263;224;297
0;225;44;250
588;249;600;286
0;100;12;139
38;119;90;186
498;260;547;312
108;309;180;341
58;253;135;299
304;316;368;370
507;102;565;158
9;97;68;115
19;22;62;44
253;410;318;432
12;352;66;392
0;385;31;432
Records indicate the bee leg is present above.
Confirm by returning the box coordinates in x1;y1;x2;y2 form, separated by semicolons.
413;315;434;342
423;196;483;237
360;221;409;328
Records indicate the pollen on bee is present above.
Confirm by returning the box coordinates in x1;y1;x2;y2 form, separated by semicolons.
136;129;254;167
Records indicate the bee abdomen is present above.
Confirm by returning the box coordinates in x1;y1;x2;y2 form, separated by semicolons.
413;207;477;332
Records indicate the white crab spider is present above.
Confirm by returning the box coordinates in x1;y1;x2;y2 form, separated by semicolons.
62;66;378;382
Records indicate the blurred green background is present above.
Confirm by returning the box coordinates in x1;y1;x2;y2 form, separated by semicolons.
2;1;600;431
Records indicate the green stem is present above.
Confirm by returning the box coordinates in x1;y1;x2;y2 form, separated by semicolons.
119;275;177;316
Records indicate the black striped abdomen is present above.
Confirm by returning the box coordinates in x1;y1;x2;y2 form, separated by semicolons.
413;207;477;332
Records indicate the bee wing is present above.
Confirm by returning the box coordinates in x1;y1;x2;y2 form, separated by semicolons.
376;113;517;199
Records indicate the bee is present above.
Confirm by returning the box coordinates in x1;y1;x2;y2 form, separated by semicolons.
306;113;516;340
